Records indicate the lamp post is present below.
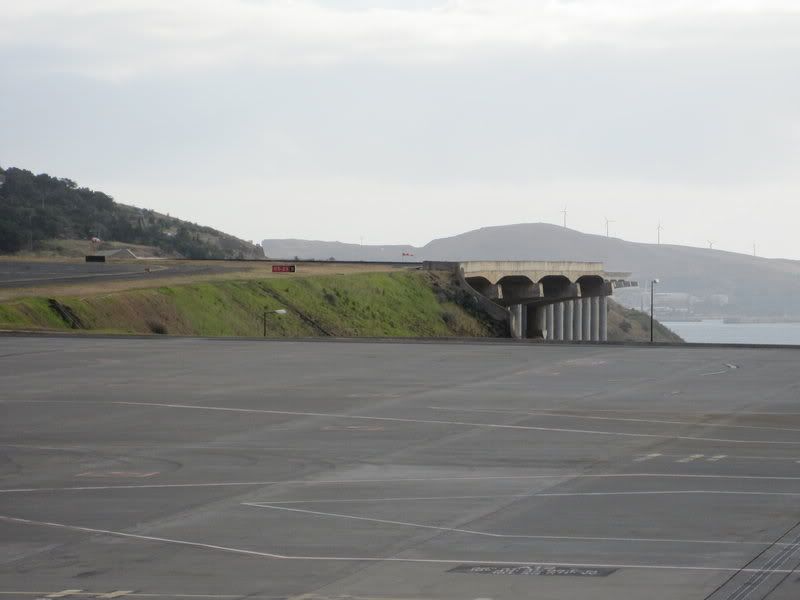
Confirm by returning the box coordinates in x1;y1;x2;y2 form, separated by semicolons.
650;279;660;343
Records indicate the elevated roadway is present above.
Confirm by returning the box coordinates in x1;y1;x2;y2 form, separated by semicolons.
426;260;637;341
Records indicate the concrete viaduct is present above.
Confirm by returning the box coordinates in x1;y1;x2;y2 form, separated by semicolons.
424;261;637;341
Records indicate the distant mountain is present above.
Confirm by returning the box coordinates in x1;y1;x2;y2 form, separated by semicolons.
264;223;800;318
0;166;264;259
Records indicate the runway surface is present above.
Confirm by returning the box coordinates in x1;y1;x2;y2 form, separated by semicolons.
2;336;800;599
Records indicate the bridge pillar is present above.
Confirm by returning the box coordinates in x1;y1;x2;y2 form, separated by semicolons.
572;298;583;341
591;297;600;341
546;304;555;341
530;305;546;339
554;302;565;341
581;298;591;340
510;304;525;339
599;296;608;342
564;300;574;341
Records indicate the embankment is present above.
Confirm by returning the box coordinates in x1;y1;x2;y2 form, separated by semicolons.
0;270;680;342
0;271;505;338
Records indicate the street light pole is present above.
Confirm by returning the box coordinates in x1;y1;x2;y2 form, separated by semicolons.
650;279;659;343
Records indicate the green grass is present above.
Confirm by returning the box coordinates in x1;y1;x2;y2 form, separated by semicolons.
0;271;498;338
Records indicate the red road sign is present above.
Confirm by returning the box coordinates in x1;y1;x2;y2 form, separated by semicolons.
272;265;296;273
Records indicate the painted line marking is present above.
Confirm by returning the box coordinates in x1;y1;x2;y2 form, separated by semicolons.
2;514;799;574
427;405;800;434
678;455;704;463
76;472;159;479
708;455;727;462
634;454;662;462
108;401;800;446
45;592;83;599
8;473;800;494
0;594;285;600
98;592;135;599
261;494;529;504
243;499;800;546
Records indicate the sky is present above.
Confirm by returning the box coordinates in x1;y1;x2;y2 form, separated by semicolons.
1;1;799;257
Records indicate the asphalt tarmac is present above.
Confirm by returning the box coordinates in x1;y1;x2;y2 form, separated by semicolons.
0;260;225;289
2;336;800;599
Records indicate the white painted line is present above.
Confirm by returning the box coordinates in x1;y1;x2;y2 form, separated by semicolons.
77;471;159;479
677;455;704;463
427;406;800;434
8;472;800;494
634;454;662;462
262;494;530;504
1;514;798;574
708;455;727;462
533;490;800;498
98;592;135;599
45;592;83;599
0;593;275;599
109;401;800;446
244;500;800;546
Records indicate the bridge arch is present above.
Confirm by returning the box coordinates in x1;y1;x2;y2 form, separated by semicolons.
539;275;573;299
497;275;540;305
577;274;606;297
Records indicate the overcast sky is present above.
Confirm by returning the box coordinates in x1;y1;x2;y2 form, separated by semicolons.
2;1;799;257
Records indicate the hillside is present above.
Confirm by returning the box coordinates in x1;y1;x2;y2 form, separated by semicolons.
0;166;264;259
264;223;800;319
0;271;504;338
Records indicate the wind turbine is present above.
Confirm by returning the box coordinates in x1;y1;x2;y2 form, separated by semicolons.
561;206;568;229
604;217;615;237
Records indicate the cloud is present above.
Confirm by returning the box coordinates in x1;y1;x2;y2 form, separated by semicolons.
3;0;800;80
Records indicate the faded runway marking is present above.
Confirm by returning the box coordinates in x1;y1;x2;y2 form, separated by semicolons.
2;514;799;574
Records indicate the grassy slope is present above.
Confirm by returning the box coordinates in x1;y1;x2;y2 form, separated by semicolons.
608;299;684;343
0;271;500;338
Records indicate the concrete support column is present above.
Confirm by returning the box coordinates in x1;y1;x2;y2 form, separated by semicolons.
510;304;524;339
599;295;608;342
554;302;565;341
572;298;583;342
582;298;591;341
591;296;600;341
534;306;546;339
546;304;555;341
564;300;574;341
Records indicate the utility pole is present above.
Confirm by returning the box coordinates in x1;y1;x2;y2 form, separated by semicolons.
604;217;614;237
657;220;663;245
561;206;567;229
753;243;757;257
